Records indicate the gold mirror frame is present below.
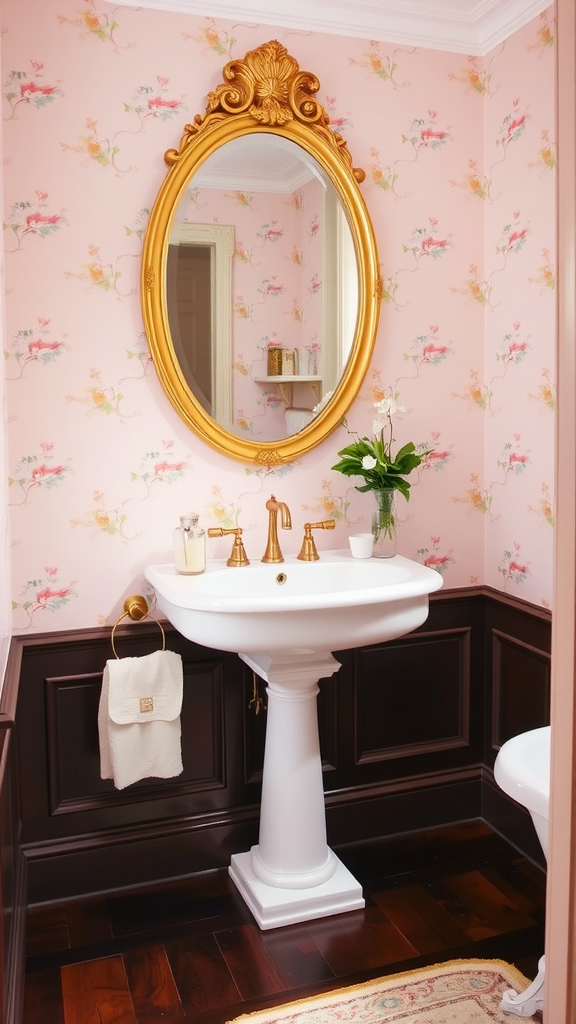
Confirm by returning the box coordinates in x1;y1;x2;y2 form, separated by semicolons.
141;40;382;466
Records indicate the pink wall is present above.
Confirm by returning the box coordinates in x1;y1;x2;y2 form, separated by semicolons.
1;0;555;633
482;20;556;601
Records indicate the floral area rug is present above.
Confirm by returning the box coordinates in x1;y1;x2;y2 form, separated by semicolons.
228;959;539;1023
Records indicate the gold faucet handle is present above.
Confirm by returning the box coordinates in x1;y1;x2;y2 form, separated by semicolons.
207;527;250;567
297;519;336;562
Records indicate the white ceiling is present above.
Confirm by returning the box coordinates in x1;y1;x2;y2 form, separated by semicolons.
113;0;552;55
193;135;320;192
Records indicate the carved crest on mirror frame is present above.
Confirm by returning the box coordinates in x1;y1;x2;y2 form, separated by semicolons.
166;40;365;184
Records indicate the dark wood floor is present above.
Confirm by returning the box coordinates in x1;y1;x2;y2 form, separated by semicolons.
23;821;546;1024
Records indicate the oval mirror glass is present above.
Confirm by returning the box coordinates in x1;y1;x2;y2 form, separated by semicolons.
167;134;358;442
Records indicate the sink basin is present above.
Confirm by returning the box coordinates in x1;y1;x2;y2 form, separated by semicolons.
145;551;443;655
145;550;443;930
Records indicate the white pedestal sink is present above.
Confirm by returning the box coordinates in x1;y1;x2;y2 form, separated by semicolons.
145;551;443;929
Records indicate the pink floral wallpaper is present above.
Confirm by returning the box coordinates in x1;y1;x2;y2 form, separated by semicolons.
1;0;555;634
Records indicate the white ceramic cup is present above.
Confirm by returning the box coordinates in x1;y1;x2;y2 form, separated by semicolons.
348;533;374;559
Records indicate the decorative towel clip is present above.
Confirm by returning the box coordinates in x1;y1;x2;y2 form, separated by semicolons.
110;595;165;659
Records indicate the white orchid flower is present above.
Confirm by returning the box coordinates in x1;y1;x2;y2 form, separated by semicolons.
373;397;404;417
362;455;378;470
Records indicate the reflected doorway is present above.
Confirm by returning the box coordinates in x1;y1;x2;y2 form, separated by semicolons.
167;243;213;412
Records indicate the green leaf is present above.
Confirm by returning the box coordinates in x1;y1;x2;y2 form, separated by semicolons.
331;459;363;476
394;478;411;500
394;441;416;460
336;439;375;459
394;453;422;474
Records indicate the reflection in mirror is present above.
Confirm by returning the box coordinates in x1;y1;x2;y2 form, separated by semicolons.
165;134;358;442
167;222;234;428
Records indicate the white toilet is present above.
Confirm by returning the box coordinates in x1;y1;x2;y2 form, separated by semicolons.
494;725;550;856
494;725;550;1017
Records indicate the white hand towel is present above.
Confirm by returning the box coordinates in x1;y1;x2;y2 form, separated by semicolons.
98;648;184;790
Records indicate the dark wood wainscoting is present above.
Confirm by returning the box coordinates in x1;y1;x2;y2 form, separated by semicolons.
6;586;549;914
0;585;551;1021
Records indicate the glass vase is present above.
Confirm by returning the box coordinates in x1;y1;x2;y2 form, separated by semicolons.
372;488;397;558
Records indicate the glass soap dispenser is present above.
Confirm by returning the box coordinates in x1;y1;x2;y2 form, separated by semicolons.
173;514;205;575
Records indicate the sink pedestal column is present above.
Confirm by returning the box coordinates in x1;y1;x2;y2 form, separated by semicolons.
229;651;365;930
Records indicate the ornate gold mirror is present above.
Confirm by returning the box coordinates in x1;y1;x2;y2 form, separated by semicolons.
141;40;381;465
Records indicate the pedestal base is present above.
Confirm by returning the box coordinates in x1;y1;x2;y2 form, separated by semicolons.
229;848;365;930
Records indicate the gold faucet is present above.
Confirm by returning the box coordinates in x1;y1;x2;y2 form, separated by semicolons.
262;495;292;563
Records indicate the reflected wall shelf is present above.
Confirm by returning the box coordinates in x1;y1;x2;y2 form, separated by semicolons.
253;375;322;407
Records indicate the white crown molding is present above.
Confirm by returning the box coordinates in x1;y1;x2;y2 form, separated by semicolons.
473;0;553;52
193;163;315;193
112;0;553;55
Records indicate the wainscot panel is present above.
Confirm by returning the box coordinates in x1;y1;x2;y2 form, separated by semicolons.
484;588;551;762
8;586;550;908
481;588;551;864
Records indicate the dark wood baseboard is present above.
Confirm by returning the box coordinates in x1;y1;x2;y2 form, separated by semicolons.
24;766;482;906
326;766;482;847
481;769;546;869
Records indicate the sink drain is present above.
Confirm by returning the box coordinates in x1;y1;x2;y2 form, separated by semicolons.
275;572;288;585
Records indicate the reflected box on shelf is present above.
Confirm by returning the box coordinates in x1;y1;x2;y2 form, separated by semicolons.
267;347;283;375
282;349;297;375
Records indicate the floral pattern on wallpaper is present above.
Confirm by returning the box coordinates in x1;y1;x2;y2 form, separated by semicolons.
1;0;556;631
384;218;453;309
12;568;77;631
349;40;414;89
368;109;452;200
60;79;186;174
68;442;194;542
2;61;64;119
63;204;147;298
57;2;135;51
8;443;73;507
4;193;68;251
4;317;69;379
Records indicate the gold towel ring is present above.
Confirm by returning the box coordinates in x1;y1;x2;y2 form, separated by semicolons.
111;595;166;659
